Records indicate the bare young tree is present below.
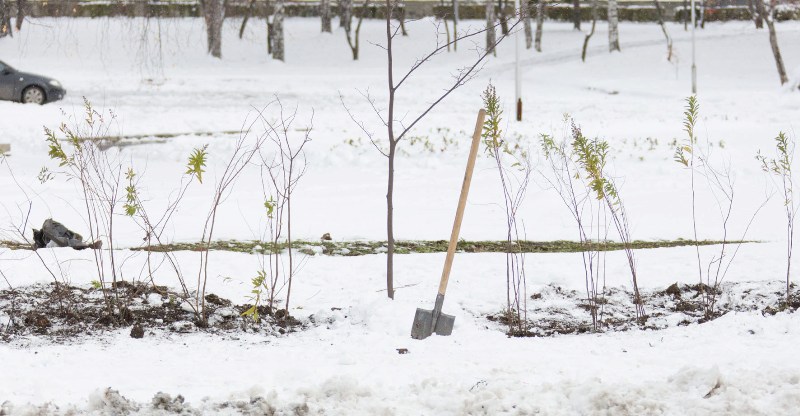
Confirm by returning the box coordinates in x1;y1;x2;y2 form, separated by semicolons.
607;0;620;52
200;0;225;58
534;0;545;52
321;0;333;32
573;0;581;30
756;0;788;85
344;8;519;298
272;0;285;61
345;0;370;60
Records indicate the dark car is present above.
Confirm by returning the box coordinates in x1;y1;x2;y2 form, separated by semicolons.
0;60;66;105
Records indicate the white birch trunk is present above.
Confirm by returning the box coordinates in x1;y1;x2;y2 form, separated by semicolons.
607;0;620;52
522;0;532;49
486;0;496;55
202;0;224;58
273;0;285;61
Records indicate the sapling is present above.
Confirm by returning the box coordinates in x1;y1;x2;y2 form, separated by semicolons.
675;96;768;317
674;95;707;315
342;8;522;299
756;132;796;308
571;124;645;322
126;144;208;314
540;127;608;331
481;84;532;335
43;99;134;321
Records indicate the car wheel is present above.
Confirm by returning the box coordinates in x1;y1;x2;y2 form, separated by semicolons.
22;86;45;105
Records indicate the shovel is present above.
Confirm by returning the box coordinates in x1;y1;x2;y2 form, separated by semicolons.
411;109;486;340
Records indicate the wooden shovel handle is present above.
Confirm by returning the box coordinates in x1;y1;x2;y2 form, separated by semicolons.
438;109;486;295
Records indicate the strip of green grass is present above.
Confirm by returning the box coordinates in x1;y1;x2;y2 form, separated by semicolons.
0;239;749;255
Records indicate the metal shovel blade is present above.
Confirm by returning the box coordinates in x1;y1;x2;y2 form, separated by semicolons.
411;307;455;340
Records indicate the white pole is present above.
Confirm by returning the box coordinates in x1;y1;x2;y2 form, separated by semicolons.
691;0;697;94
514;0;522;121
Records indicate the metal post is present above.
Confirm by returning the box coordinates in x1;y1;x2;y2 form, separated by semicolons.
514;0;522;121
691;0;697;94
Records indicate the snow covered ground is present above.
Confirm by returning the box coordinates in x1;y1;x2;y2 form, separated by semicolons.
1;16;800;414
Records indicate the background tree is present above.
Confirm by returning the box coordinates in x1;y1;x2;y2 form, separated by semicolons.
581;0;599;61
486;0;496;55
498;0;509;35
573;0;581;30
273;0;286;61
607;0;620;52
15;0;24;31
0;0;11;38
748;0;764;29
321;0;332;32
345;0;369;59
522;0;532;49
654;0;672;61
534;0;545;52
756;0;788;84
200;0;224;58
340;0;352;31
239;0;257;38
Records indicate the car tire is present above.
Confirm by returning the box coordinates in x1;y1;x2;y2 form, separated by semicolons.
22;86;46;105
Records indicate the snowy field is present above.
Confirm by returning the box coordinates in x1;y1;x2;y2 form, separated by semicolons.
1;15;800;414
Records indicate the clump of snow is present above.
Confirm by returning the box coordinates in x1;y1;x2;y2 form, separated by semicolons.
88;388;139;414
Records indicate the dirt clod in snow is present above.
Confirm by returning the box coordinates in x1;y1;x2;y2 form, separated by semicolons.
130;323;144;339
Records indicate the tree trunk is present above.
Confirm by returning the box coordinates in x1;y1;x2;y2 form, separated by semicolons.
345;0;368;59
486;0;496;55
654;0;672;61
699;0;705;28
398;0;408;36
581;0;598;61
321;0;332;32
201;0;224;58
748;0;764;29
0;0;11;38
385;0;396;300
15;0;23;31
522;0;532;49
572;0;580;30
239;0;257;39
272;0;285;61
757;0;788;85
340;0;352;30
498;0;509;35
683;0;688;30
607;0;620;52
534;0;544;52
453;0;458;51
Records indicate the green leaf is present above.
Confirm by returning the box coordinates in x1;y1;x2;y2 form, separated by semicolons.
186;145;209;183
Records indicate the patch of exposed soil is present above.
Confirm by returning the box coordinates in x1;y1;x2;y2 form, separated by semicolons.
0;281;306;342
488;281;799;337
